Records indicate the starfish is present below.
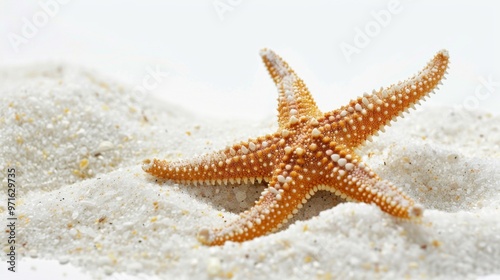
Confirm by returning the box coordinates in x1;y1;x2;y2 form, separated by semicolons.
142;49;449;246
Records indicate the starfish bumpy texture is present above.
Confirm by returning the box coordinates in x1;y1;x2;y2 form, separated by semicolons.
142;49;450;246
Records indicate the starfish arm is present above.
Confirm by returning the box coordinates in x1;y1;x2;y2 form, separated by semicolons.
197;172;312;245
321;157;423;219
324;50;450;148
260;49;323;128
142;136;281;185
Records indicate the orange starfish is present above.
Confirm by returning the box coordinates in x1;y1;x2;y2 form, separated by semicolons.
143;49;449;246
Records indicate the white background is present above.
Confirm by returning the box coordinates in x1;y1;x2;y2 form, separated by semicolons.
1;0;499;121
0;1;499;279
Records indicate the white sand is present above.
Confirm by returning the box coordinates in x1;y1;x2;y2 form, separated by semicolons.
1;64;500;279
